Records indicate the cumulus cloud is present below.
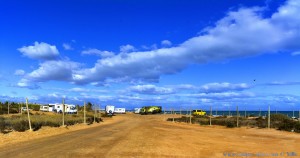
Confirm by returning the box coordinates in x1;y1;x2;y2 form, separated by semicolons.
16;78;40;89
200;82;250;92
161;40;172;47
120;44;136;53
14;69;25;76
81;49;114;58
18;42;59;60
62;43;73;50
70;1;300;85
129;84;175;95
20;0;300;86
25;60;81;82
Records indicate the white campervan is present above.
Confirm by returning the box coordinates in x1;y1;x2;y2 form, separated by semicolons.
105;105;115;115
115;108;126;114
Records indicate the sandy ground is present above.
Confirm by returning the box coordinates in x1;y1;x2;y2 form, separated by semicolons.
0;113;300;158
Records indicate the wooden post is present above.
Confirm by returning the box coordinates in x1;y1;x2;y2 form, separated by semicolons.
244;109;247;118
299;110;300;123
84;101;86;124
210;106;212;126
62;98;65;126
94;104;96;123
259;108;261;117
268;105;270;129
189;109;192;124
26;98;32;131
236;106;239;127
7;102;10;115
172;108;174;123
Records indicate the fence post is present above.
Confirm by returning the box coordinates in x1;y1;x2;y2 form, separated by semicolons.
8;102;9;115
94;104;96;123
84;101;86;124
62;98;65;126
268;105;270;129
172;108;174;123
26;98;32;131
189;109;192;124
210;106;212;126
236;106;239;127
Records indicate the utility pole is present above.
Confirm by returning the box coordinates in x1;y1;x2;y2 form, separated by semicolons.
26;98;32;131
84;101;86;124
62;98;65;126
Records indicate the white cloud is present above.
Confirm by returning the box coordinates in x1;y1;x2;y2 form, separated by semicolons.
201;82;250;92
21;0;300;86
26;60;81;82
14;69;25;76
62;43;73;50
17;78;40;89
81;49;114;58
18;42;59;60
71;1;300;85
161;40;172;47
291;51;300;56
129;84;175;95
120;44;136;53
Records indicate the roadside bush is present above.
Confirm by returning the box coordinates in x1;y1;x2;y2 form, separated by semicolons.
0;117;6;133
226;121;235;128
12;120;29;132
277;119;299;132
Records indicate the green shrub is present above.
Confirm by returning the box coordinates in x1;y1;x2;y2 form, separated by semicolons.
0;117;5;133
12;120;29;132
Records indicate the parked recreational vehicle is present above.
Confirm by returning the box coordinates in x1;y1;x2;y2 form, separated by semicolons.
140;106;162;114
51;103;77;114
105;105;115;115
40;105;49;112
114;108;126;114
134;108;141;114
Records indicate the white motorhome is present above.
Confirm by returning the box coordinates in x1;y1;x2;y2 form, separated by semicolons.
134;108;141;114
40;105;49;112
105;105;115;115
51;103;77;114
115;108;126;114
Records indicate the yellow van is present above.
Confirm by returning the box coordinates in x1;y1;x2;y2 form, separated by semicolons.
192;110;206;116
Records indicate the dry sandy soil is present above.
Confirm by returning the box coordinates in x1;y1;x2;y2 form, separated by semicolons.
0;113;300;158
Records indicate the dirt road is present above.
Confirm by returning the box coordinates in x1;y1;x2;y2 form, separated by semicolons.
0;114;300;158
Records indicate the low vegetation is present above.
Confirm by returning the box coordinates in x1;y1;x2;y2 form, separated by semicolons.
0;112;102;133
168;114;300;133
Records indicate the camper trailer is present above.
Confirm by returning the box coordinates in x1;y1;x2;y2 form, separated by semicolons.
105;105;115;115
40;105;49;112
134;108;141;114
114;108;126;114
51;103;77;114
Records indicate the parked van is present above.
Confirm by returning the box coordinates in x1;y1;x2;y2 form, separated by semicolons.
105;105;115;115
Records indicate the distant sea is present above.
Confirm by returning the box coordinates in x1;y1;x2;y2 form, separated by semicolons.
163;111;300;118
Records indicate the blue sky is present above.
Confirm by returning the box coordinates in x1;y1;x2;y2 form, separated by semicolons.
0;0;299;110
